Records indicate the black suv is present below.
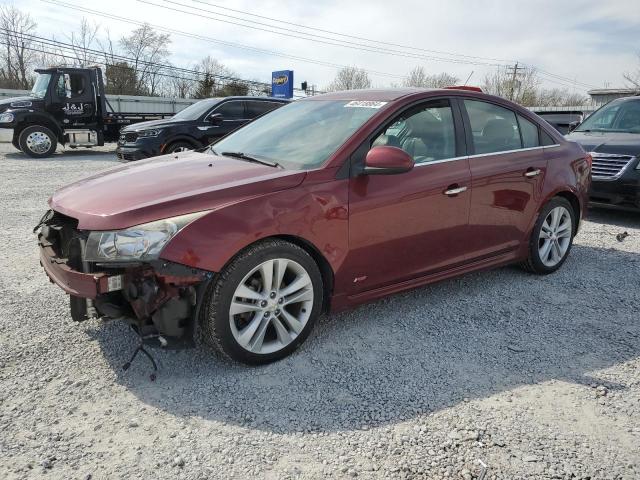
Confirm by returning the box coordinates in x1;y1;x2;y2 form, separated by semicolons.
116;96;289;160
566;96;640;210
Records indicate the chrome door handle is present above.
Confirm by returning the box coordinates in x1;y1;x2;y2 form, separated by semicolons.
524;168;541;178
444;186;467;196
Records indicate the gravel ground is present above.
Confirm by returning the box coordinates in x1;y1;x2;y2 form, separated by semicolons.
0;143;639;480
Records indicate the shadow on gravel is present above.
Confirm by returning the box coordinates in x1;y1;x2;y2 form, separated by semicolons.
87;244;640;434
3;149;117;161
587;207;640;229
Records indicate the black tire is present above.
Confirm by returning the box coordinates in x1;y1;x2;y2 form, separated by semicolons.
165;141;194;154
521;197;576;274
11;135;21;152
200;239;323;365
18;125;57;158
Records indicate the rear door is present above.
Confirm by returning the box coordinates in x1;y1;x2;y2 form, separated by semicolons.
346;98;472;293
210;100;248;139
246;100;284;119
461;99;548;261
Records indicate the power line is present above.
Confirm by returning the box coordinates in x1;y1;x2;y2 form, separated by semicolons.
0;29;312;97
139;0;508;67
40;0;408;80
188;0;516;64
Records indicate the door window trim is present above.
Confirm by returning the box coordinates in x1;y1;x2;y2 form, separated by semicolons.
347;96;466;177
210;100;249;122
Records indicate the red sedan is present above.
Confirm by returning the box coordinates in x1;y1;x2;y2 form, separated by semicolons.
36;87;591;364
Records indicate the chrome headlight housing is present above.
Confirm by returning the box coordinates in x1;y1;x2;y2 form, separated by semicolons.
0;112;15;123
84;211;209;262
137;128;162;137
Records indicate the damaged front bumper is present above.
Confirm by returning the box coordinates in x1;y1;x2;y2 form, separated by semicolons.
37;211;213;344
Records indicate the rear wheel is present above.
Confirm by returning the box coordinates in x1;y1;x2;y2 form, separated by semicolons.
521;197;575;274
200;239;323;364
18;125;57;158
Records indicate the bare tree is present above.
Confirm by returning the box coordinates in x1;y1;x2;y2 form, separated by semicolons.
66;18;100;67
623;53;640;88
403;67;459;88
194;55;231;97
0;5;37;89
327;66;371;91
119;24;171;96
483;66;540;106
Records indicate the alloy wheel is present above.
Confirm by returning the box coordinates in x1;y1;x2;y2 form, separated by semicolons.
25;131;52;154
229;258;314;355
538;206;572;267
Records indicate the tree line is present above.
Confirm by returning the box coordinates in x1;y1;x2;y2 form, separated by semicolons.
0;4;616;106
0;5;267;98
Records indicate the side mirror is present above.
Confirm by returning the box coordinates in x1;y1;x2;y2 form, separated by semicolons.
363;146;414;175
568;121;580;132
208;113;223;125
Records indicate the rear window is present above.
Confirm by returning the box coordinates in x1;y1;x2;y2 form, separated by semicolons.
246;101;283;118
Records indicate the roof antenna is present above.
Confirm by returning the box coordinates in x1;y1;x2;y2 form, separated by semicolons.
464;71;474;86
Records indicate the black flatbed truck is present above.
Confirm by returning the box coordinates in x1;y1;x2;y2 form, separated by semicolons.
0;66;173;157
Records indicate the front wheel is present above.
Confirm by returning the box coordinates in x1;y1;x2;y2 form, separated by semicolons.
200;239;323;364
165;141;194;154
18;125;57;158
521;197;576;274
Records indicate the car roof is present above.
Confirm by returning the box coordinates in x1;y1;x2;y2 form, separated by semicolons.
216;96;290;102
306;88;430;102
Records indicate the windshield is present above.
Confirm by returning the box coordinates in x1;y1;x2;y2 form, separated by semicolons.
211;100;384;169
31;73;51;99
575;99;640;133
173;99;220;120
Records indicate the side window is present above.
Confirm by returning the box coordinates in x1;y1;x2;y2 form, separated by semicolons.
214;101;245;120
540;130;557;146
464;100;522;154
371;99;456;164
56;73;86;99
246;101;281;118
518;114;540;148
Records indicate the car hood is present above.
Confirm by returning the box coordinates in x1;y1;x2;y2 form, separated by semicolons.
49;151;306;230
121;118;189;131
566;131;640;157
0;95;39;112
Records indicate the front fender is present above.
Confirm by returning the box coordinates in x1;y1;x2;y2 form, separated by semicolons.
12;110;63;139
159;171;349;280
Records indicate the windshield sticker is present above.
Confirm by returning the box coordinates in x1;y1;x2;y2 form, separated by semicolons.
344;101;388;109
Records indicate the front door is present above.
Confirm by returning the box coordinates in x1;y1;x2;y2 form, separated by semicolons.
345;98;472;293
203;100;247;143
49;71;96;126
461;99;548;260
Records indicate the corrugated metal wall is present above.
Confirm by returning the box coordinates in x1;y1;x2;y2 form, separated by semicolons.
0;88;196;114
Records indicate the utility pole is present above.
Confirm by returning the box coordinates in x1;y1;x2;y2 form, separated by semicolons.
507;62;525;101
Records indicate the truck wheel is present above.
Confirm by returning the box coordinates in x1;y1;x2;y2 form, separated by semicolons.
18;125;57;158
200;239;323;365
165;141;194;154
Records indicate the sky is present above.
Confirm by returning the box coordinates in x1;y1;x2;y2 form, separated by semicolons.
9;0;640;95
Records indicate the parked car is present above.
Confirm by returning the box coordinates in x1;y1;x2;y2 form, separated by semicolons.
565;95;640;210
115;97;290;160
0;67;177;158
532;110;586;134
36;87;591;364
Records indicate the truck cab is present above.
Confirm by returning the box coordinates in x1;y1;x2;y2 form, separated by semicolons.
0;67;168;157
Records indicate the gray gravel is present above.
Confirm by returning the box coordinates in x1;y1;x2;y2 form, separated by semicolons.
1;143;639;480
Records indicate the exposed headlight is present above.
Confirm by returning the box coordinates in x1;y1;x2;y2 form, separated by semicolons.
137;129;162;137
84;211;209;262
0;112;14;123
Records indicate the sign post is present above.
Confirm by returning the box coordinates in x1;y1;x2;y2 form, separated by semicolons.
271;70;294;99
